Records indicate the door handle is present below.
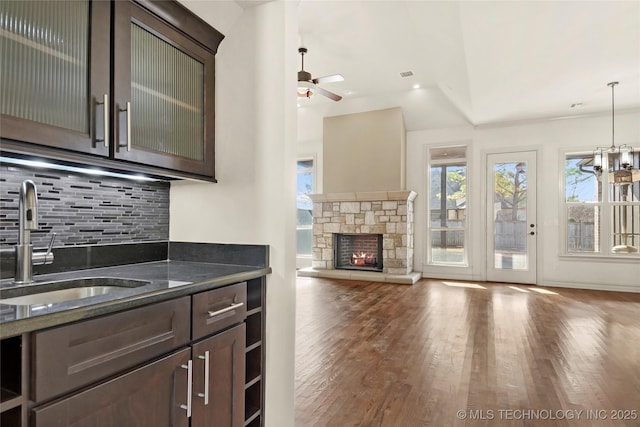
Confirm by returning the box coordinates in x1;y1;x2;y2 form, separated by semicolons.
119;102;131;151
197;351;210;405
96;93;109;148
179;360;193;418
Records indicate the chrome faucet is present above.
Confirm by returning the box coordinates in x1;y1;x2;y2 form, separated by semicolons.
15;180;55;284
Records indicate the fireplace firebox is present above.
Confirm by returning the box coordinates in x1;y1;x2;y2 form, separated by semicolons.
334;233;383;272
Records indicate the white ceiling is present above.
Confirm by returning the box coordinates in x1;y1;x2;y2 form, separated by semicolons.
297;0;640;131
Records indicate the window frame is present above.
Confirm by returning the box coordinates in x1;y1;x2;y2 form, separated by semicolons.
296;156;316;258
426;146;469;267
561;149;640;258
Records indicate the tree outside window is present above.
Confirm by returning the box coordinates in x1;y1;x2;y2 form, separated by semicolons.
428;147;467;265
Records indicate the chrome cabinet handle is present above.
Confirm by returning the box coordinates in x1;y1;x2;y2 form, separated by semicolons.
207;302;244;318
126;101;131;151
180;361;193;418
96;93;109;147
119;101;131;151
197;351;210;405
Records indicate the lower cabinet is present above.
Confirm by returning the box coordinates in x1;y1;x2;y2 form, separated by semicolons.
192;324;246;427
0;278;265;427
32;347;191;427
31;325;246;427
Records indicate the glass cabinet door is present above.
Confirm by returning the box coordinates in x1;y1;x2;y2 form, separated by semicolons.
113;1;216;179
0;0;110;156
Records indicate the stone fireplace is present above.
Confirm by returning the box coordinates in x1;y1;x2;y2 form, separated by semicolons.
301;191;418;283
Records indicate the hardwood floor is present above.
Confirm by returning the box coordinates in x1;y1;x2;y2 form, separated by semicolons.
295;277;640;426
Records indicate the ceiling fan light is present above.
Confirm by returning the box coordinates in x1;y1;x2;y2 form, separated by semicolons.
297;81;314;98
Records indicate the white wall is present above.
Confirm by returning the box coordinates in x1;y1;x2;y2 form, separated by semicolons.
171;2;298;426
407;111;640;292
323;107;406;193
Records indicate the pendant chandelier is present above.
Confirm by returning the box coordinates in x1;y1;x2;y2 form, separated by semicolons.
593;82;636;183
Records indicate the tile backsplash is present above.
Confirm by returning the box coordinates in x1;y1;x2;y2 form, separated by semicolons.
0;164;169;248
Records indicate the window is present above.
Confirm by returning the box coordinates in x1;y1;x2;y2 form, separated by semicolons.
564;151;639;255
296;158;315;257
427;146;467;265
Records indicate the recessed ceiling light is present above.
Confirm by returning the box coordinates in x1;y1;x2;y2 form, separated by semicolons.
412;84;420;89
400;71;414;78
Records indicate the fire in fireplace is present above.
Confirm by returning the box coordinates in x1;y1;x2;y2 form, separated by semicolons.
334;233;383;272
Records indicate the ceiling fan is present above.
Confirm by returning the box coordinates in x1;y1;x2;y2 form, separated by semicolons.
297;47;344;101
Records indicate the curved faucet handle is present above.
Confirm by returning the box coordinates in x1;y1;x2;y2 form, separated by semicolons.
33;233;56;266
44;233;56;257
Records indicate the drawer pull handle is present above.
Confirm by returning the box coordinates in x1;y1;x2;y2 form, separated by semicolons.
180;360;193;417
197;351;210;405
207;302;244;318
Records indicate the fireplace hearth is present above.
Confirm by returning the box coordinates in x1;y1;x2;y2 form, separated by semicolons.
334;233;383;272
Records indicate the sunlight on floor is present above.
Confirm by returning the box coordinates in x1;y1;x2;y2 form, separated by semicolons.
529;287;559;295
442;281;487;289
508;286;530;293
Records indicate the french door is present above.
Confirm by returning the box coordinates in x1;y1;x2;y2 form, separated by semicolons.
486;151;537;284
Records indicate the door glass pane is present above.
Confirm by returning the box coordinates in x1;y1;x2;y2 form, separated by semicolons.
493;162;528;270
131;23;204;160
0;0;89;132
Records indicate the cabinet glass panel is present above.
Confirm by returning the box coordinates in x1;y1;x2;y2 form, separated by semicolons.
0;0;89;132
131;23;204;160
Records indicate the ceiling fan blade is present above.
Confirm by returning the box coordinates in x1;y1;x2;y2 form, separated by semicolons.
315;85;342;101
313;74;344;85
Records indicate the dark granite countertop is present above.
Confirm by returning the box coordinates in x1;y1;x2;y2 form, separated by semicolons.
0;260;271;338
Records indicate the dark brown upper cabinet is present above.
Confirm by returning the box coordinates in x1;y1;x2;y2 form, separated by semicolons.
0;0;223;181
0;0;111;157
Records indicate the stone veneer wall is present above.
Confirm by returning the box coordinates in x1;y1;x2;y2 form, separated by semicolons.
309;191;417;275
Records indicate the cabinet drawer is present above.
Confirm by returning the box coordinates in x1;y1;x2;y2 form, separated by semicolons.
192;282;246;340
32;296;190;402
32;347;191;427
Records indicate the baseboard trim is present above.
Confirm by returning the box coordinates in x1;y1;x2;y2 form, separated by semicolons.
541;280;640;293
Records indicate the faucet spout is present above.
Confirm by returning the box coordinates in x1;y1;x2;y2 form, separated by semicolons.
19;180;39;242
15;180;42;284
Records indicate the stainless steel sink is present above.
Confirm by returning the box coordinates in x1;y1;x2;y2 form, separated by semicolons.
0;278;150;306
